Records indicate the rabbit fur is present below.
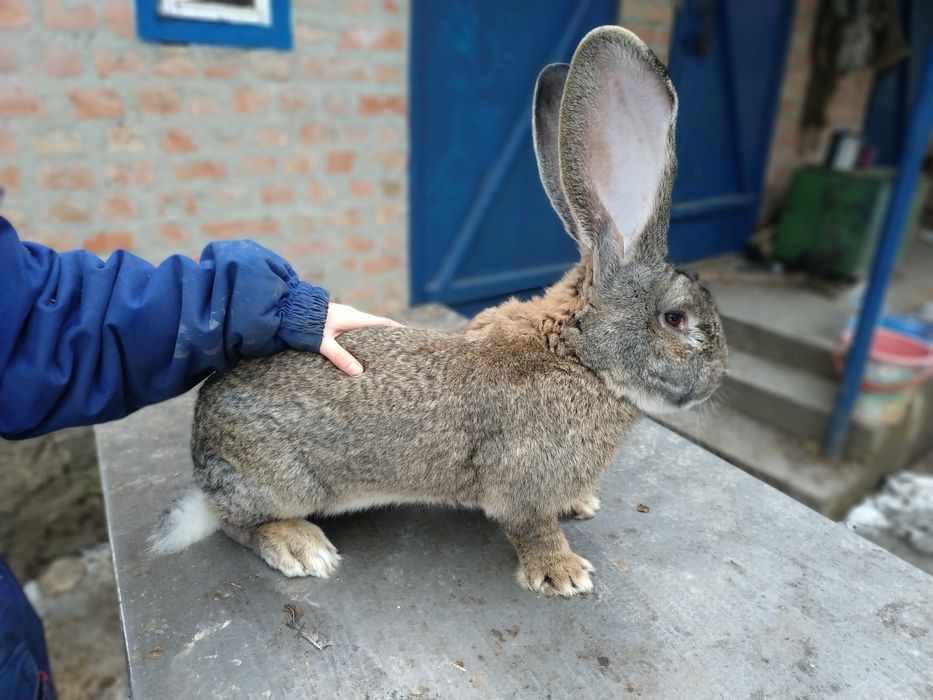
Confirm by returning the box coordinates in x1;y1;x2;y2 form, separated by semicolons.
151;26;728;597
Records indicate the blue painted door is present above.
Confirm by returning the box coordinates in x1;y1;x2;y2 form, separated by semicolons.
666;0;795;263
864;0;933;165
409;0;618;314
410;1;794;312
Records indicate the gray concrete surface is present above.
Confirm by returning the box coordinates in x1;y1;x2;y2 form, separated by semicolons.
98;391;933;699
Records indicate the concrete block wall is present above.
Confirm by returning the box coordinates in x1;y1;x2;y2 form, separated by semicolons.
0;0;409;314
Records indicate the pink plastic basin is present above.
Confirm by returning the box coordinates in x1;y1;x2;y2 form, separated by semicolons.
835;328;933;393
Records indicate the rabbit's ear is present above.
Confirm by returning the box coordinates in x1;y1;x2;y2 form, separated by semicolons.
533;63;582;246
559;26;677;271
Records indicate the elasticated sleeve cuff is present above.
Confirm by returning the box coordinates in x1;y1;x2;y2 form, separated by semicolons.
277;277;330;353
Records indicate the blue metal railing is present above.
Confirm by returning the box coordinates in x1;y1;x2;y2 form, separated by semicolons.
823;48;933;458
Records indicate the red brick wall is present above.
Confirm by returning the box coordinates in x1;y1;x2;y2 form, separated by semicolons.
618;0;672;65
760;0;875;223
620;0;876;228
0;0;408;313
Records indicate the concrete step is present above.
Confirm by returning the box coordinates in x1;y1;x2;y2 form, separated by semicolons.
720;314;838;380
655;403;884;519
721;348;838;439
719;349;892;463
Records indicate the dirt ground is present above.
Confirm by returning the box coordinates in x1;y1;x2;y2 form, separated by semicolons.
1;430;126;700
24;546;129;700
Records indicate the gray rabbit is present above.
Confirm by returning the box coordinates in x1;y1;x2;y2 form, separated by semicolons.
151;26;728;597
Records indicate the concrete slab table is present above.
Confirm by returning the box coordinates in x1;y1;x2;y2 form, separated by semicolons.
97;395;933;698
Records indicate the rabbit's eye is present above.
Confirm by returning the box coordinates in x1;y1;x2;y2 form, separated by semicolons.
663;311;686;331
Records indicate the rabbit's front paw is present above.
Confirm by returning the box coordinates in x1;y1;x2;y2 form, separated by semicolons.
256;519;341;578
563;495;601;520
516;551;595;597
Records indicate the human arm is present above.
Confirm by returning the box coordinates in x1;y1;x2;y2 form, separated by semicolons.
0;217;329;439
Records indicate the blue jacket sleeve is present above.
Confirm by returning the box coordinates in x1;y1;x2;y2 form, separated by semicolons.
0;217;329;439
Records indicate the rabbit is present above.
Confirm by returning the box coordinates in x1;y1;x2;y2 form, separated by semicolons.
150;26;728;597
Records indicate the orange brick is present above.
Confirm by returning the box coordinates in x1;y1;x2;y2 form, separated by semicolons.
284;155;313;175
0;165;22;191
153;55;197;78
359;95;406;116
204;58;240;79
233;88;268;114
256;127;288;148
343;0;369;15
349;179;374;198
641;4;672;24
299;122;337;144
306;180;327;202
345;287;376;304
158;222;188;244
249;53;291;80
107;126;143;153
84;231;133;255
0;0;29;28
0;126;15;155
40;165;93;190
157;192;198;217
240;155;276;176
300;56;369;81
44;46;83;77
344;234;373;252
70;89;123;118
0;45;15;73
44;0;95;30
104;0;132;36
376;65;401;83
202;218;280;240
104;161;153;187
376;203;401;226
261;185;294;205
339;26;403;51
375;150;406;171
36;130;82;156
187;94;221;117
326;151;355;174
137;88;182;115
288;239;334;258
333;208;362;228
49;201;89;223
279;92;310;113
162;129;196;154
0;88;40;116
93;49;144;77
100;194;133;219
324;94;350;116
173;161;226;181
363;254;402;276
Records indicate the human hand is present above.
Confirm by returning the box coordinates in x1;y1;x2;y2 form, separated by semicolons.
320;302;402;376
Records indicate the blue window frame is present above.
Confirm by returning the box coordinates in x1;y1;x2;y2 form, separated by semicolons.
136;0;292;51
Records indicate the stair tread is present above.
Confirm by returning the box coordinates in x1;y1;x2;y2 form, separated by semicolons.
724;348;839;413
655;403;884;519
